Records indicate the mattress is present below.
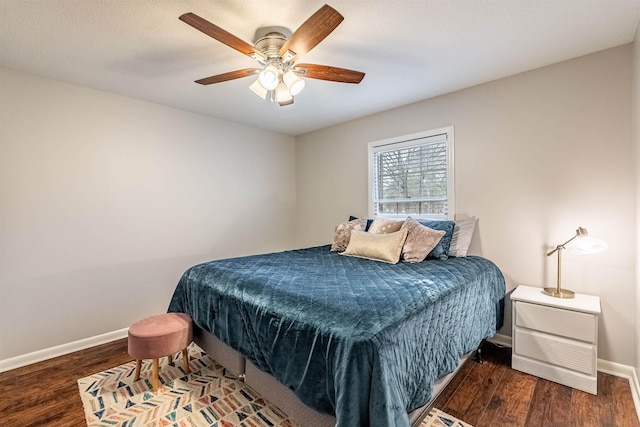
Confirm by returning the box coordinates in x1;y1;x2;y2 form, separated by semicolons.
168;245;505;427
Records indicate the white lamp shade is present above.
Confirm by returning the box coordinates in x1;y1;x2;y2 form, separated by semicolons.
283;70;305;96
275;82;293;104
566;235;608;254
249;78;268;99
258;64;279;90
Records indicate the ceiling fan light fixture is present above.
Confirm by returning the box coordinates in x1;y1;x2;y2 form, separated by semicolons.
180;5;365;107
179;4;364;105
283;70;305;96
258;64;279;90
249;77;268;99
275;82;293;105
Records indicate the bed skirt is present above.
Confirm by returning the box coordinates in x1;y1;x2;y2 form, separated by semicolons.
193;325;471;427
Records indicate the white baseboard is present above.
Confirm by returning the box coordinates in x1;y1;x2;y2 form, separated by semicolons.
0;328;129;373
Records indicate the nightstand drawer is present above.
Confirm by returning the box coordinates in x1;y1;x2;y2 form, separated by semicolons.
515;301;596;343
514;329;596;375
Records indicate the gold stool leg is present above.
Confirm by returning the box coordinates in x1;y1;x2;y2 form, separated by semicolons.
152;358;159;392
134;359;142;381
182;348;190;374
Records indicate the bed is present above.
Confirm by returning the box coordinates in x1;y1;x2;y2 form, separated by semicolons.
168;242;504;426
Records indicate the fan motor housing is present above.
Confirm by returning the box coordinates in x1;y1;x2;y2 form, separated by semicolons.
254;26;291;59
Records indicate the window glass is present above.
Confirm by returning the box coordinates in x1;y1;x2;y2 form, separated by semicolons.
369;128;454;220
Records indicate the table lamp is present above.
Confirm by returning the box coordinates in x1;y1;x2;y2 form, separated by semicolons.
544;227;607;298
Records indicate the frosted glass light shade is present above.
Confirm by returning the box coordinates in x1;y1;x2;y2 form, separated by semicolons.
258;64;279;90
275;82;293;105
566;235;608;254
283;70;305;96
249;78;268;99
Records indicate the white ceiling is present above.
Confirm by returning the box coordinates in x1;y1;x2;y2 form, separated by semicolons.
1;1;639;136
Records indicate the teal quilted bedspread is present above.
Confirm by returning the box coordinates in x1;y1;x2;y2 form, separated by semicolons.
168;245;505;427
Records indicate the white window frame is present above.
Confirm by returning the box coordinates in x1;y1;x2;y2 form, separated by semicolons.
367;126;455;220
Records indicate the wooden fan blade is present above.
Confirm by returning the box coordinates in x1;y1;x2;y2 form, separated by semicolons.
195;68;260;85
294;64;365;84
279;5;344;61
180;13;266;61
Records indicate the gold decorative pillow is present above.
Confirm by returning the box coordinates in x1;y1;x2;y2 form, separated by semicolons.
368;218;404;234
401;217;446;262
341;229;408;264
330;218;367;252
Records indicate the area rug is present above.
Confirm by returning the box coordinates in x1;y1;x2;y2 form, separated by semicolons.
78;343;472;427
421;408;473;427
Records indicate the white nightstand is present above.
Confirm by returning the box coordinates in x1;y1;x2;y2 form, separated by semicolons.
511;285;601;394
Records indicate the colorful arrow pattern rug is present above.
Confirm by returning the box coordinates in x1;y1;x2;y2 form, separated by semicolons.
77;343;472;427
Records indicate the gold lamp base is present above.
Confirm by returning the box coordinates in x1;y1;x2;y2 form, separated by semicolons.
542;287;575;299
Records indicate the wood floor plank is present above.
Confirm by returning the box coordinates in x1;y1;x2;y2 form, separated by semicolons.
476;368;538;426
0;339;130;427
597;371;617;426
570;388;601;427
431;354;475;409
610;374;640;427
444;350;507;425
525;379;572;427
432;342;508;420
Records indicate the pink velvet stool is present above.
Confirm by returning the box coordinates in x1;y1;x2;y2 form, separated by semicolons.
128;312;193;392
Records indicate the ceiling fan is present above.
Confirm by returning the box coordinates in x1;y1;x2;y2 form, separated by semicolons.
179;4;365;106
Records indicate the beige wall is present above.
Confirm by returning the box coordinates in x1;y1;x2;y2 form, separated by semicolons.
634;23;640;374
296;45;634;365
1;43;636;369
0;67;296;360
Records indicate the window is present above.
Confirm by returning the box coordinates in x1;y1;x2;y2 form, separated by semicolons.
368;127;454;220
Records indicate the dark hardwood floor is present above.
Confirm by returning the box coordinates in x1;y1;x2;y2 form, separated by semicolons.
0;339;131;427
0;339;637;426
432;341;640;427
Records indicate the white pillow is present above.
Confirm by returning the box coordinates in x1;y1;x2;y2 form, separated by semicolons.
449;217;478;257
